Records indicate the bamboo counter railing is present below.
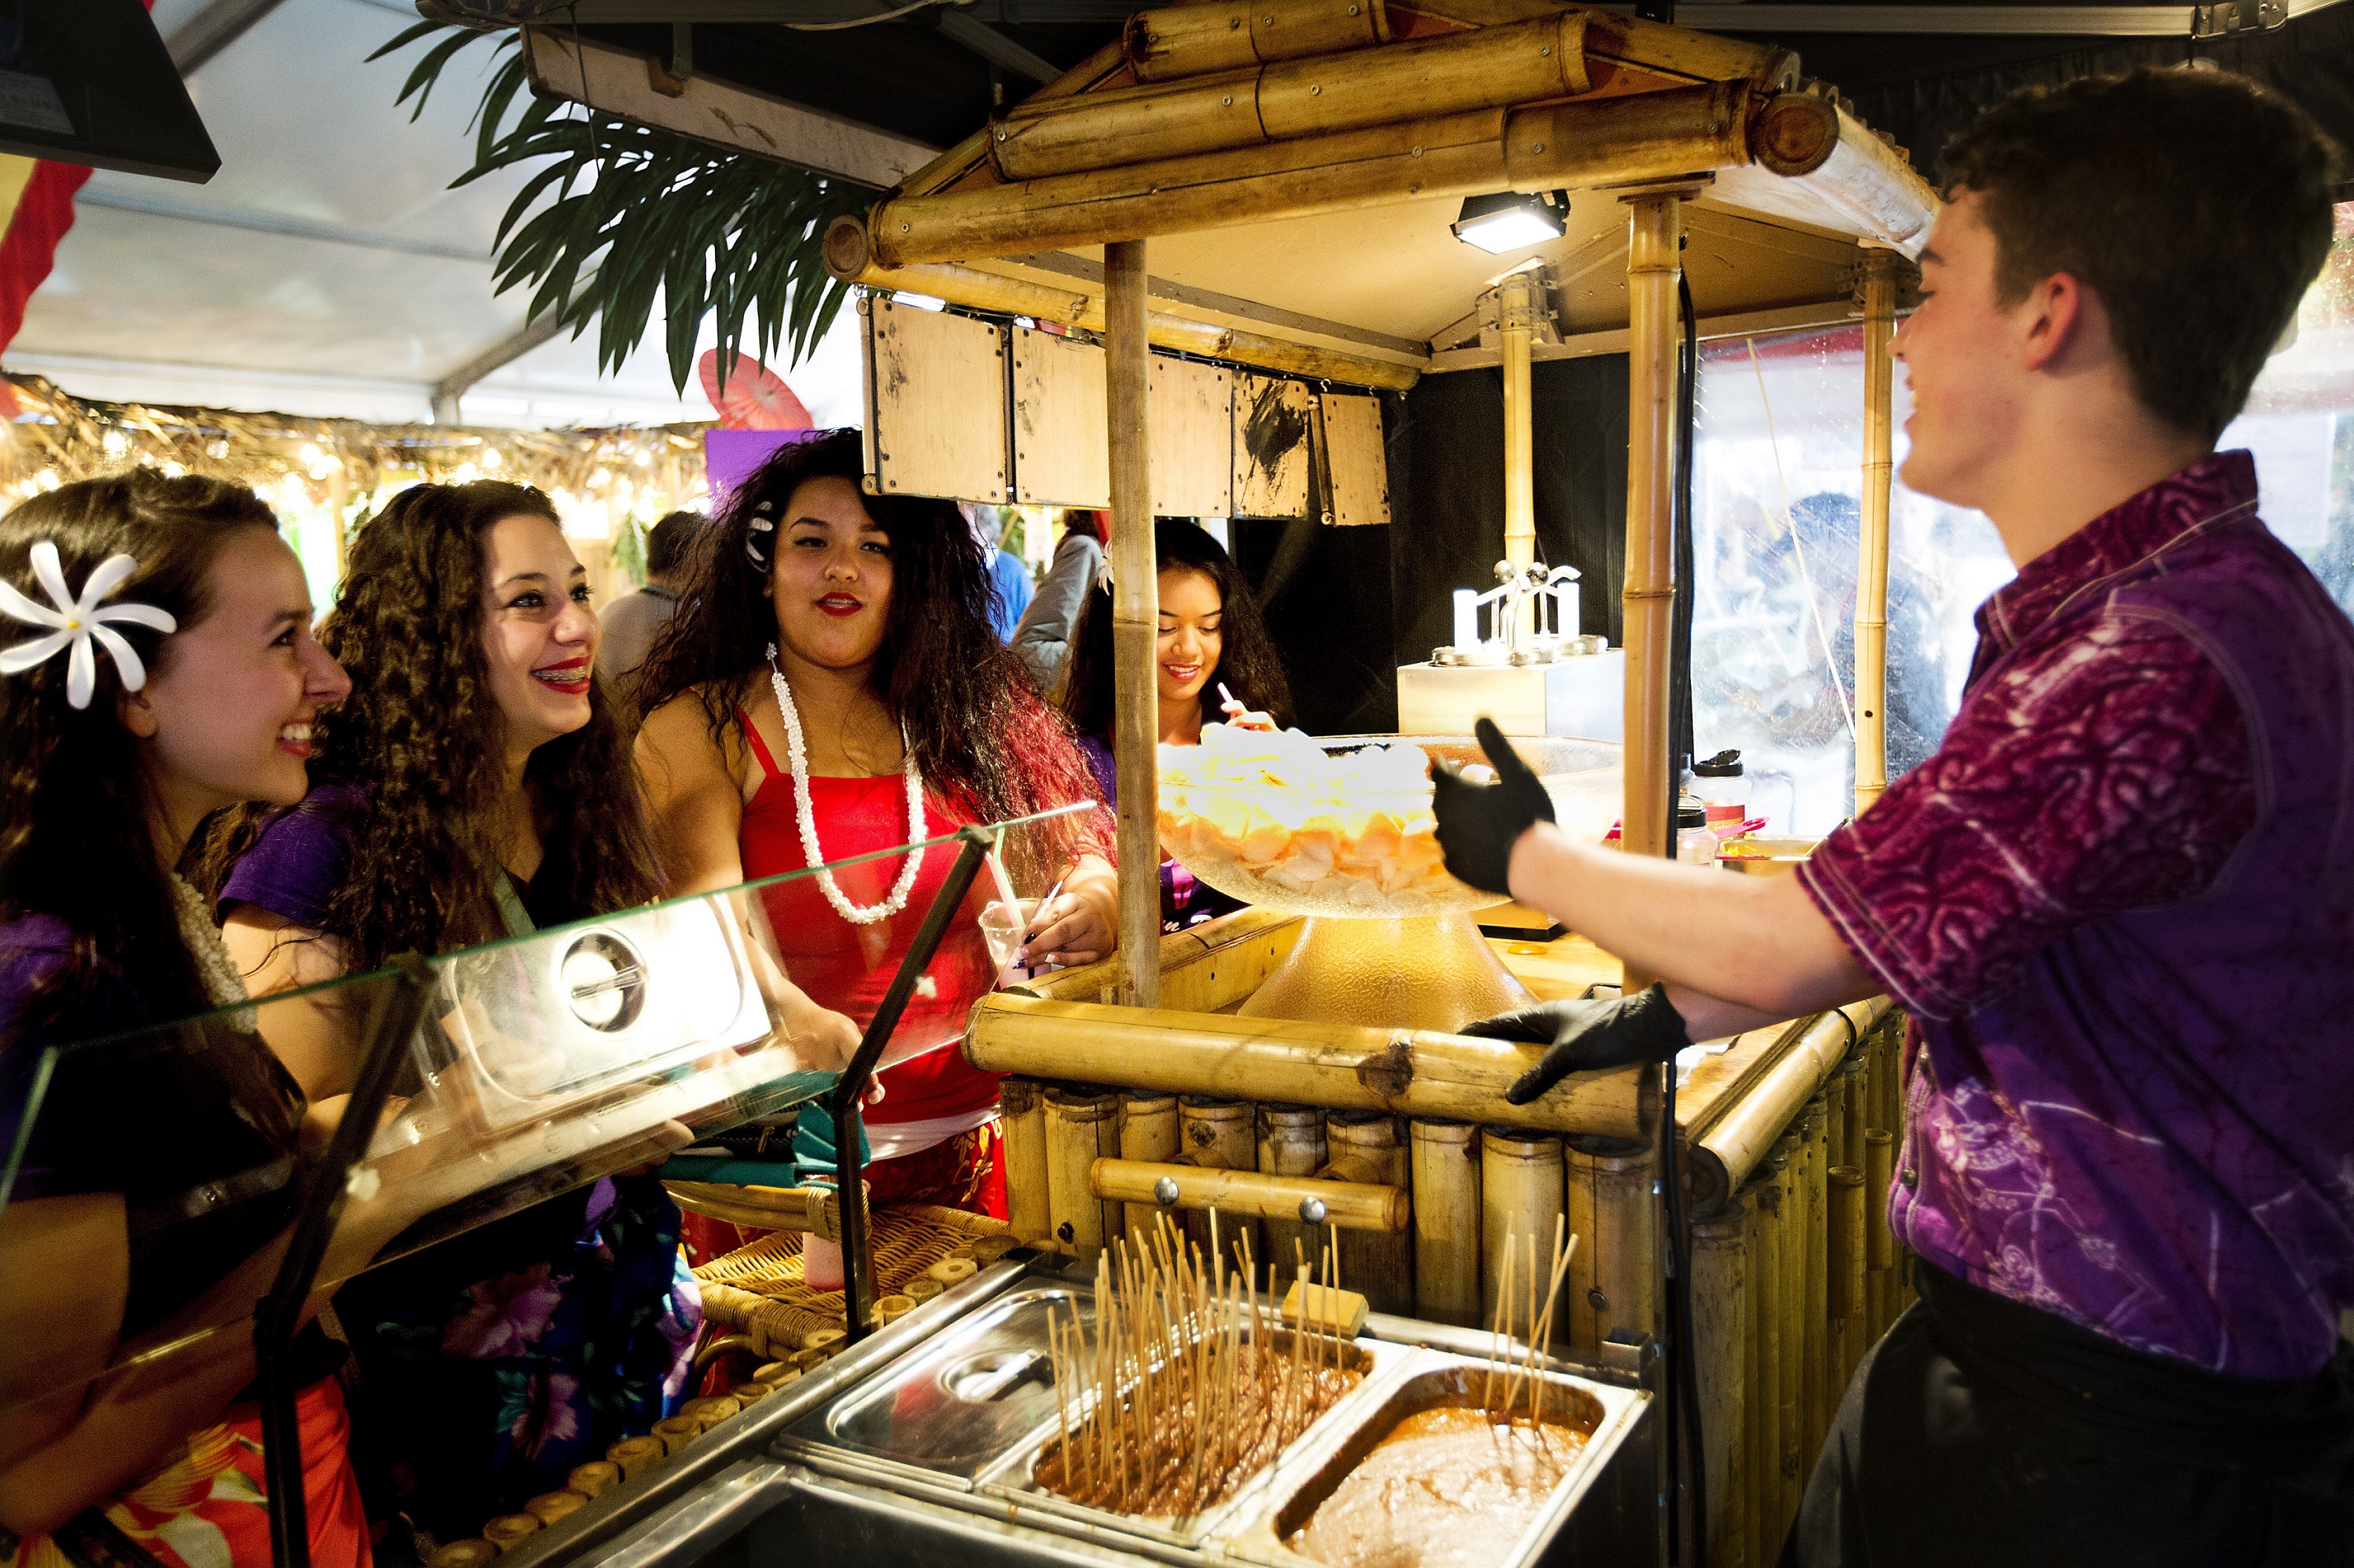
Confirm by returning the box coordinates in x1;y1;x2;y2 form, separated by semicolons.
967;906;1916;1565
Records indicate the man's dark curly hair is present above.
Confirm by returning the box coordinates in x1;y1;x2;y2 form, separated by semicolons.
204;481;661;968
1937;66;2341;443
634;430;1108;882
1061;519;1293;740
2;471;279;1040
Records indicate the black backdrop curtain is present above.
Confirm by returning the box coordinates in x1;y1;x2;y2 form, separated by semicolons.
1230;356;1630;737
1765;7;2354;181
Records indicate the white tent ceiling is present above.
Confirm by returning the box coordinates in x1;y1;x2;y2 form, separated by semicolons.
5;0;865;429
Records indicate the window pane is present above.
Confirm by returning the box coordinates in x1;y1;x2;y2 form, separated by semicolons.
1691;325;2009;836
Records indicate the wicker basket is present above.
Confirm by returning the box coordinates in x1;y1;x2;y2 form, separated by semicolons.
693;1203;1010;1356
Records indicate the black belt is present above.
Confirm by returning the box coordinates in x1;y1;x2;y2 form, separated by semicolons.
1917;1261;2354;1473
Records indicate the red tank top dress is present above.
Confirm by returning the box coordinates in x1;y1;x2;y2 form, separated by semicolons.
735;711;1003;1127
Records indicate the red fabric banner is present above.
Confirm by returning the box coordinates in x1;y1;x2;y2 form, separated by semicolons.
0;158;90;358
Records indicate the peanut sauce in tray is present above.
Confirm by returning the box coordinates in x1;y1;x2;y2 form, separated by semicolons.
1286;1407;1587;1568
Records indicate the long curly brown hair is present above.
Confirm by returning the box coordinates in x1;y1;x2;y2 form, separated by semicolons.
2;472;280;1040
634;430;1109;879
203;482;662;969
1061;519;1293;740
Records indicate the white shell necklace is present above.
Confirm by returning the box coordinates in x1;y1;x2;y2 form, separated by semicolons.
766;642;925;925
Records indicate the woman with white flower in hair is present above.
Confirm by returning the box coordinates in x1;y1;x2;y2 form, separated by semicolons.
0;469;410;1564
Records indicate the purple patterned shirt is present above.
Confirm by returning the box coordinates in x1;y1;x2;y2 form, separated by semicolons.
1800;451;2354;1378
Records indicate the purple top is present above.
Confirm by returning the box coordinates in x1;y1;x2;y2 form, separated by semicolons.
1;912;304;1331
1800;451;2354;1378
223;784;572;935
221;784;367;927
1074;732;1242;934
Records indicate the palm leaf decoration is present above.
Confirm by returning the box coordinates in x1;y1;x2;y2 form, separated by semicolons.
372;22;871;393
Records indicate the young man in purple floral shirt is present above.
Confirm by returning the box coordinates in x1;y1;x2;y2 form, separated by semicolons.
1434;69;2351;1566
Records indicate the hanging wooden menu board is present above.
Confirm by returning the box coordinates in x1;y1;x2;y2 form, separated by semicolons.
1231;373;1313;519
864;298;1010;503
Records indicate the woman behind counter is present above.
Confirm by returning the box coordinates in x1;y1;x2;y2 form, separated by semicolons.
634;430;1116;1235
1061;519;1292;933
206;482;704;1544
0;471;404;1563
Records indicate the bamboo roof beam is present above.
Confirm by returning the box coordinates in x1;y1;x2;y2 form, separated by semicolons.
821;255;1424;389
990;12;1591;182
842;81;1836;271
1127;0;1391;81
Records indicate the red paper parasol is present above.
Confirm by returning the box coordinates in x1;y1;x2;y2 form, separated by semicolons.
699;349;814;430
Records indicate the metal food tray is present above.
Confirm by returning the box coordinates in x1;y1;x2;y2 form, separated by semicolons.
1214;1350;1648;1568
776;1272;1414;1557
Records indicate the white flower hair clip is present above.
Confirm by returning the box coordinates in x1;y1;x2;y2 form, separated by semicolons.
745;498;777;569
0;540;178;709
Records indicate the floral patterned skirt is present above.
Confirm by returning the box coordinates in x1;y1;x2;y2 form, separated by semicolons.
4;1376;369;1568
332;1174;699;1543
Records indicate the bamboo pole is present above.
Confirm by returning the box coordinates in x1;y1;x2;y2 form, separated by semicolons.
1587;1134;1658;1354
1770;1138;1802;1536
1741;1173;1775;1568
1001;1076;1054;1244
1692;1196;1749;1568
1106;239;1160;1008
1863;1126;1894;1341
1047;1089;1124;1258
1090;1157;1407;1230
1120;1092;1182;1243
859;81;1778;270
1801;1099;1830;1456
1854;247;1898;816
1179;1095;1260;1274
1619;187;1683;974
1324;1111;1414;1315
1501;268;1538;643
1690;1000;1886;1206
1836;1056;1864;1173
1828;1163;1865;1327
995;14;1587;181
1258;1103;1329;1273
1410;1120;1482;1326
1561;1134;1600;1352
965;992;1658;1138
1126;0;1389;82
1480;1128;1565;1333
821;251;1424;391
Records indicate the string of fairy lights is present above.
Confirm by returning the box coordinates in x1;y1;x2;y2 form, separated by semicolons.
0;375;714;604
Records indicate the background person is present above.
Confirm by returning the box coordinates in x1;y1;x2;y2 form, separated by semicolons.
1060;518;1291;933
0;471;426;1565
205;483;706;1544
600;508;705;692
1434;69;2352;1567
1010;509;1104;693
633;431;1116;1251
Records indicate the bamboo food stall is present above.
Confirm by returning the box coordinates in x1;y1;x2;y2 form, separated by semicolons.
441;5;1939;1567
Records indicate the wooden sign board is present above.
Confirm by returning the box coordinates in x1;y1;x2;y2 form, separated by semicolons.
1149;357;1234;518
1232;373;1312;519
1010;327;1110;508
865;299;1010;504
1318;393;1390;526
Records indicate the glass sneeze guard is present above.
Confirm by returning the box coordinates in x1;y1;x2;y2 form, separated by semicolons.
0;800;1095;1451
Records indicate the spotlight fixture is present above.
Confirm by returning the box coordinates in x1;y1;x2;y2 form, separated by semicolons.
1450;190;1568;255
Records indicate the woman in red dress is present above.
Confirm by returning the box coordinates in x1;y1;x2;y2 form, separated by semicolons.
635;431;1116;1259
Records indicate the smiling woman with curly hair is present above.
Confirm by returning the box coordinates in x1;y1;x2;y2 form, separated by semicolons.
198;482;708;1542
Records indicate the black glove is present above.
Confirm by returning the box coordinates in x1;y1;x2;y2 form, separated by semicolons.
1461;985;1692;1104
1430;717;1554;896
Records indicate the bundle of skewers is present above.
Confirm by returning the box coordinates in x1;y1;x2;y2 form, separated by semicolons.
1037;1215;1361;1519
1480;1218;1583;1435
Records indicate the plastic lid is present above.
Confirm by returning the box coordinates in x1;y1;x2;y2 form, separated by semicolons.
1693;749;1743;777
1677;803;1708;828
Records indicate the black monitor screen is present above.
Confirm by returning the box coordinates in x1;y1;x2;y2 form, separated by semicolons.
0;0;218;182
